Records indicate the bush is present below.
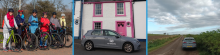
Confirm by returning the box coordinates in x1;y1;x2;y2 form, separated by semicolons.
194;29;220;55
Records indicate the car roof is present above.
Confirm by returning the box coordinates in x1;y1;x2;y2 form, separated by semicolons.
91;29;113;31
184;37;194;39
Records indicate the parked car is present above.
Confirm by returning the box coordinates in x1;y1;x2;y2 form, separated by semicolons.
81;29;141;53
182;37;196;49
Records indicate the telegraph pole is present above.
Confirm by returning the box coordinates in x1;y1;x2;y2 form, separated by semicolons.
19;0;21;10
34;0;35;9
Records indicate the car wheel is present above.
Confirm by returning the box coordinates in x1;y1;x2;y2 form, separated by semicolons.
84;41;93;51
123;43;133;53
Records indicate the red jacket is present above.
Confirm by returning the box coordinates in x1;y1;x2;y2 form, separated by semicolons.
40;17;50;32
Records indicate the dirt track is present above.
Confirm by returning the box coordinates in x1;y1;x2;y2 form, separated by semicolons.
148;35;173;41
148;36;199;55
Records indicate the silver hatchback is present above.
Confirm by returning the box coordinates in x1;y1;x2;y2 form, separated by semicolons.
81;29;141;53
182;37;196;49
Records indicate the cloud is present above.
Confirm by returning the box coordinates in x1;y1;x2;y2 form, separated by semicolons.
148;0;220;30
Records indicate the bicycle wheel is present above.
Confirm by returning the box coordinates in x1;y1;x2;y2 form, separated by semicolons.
0;33;3;43
38;32;51;50
23;33;38;51
10;34;22;52
50;33;63;49
64;33;72;47
59;34;65;48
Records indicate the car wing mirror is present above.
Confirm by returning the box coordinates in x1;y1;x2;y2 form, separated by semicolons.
115;36;120;38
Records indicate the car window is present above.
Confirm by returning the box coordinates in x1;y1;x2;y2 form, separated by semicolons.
91;30;103;36
184;39;195;41
104;30;118;36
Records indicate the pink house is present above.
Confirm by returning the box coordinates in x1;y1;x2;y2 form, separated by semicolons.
81;0;135;38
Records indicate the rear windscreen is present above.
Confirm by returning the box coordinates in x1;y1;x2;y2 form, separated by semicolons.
184;39;195;41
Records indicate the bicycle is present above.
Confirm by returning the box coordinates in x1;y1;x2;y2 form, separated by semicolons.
48;23;64;49
0;27;22;52
57;26;72;48
21;22;38;51
33;21;51;50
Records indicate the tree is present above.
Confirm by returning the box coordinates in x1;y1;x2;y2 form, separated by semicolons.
24;0;69;23
0;0;27;25
25;1;56;20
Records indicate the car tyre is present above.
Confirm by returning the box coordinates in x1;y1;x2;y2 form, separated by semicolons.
123;43;134;53
84;41;93;51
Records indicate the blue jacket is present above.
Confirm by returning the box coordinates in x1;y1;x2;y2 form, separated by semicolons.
28;15;38;34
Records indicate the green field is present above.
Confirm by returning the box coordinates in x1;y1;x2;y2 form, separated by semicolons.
148;34;164;36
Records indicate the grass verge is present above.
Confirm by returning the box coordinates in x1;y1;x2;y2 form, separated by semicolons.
148;35;179;53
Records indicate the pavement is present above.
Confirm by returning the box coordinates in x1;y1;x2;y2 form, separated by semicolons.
0;42;72;55
74;39;146;55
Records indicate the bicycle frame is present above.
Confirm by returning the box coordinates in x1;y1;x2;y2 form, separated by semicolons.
7;29;17;44
22;26;32;43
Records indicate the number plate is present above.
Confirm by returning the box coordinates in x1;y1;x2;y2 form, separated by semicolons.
187;46;192;47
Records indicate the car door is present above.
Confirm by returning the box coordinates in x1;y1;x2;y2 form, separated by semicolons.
103;30;121;49
90;30;105;47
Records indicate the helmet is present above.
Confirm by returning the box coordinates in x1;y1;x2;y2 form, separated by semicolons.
32;9;37;13
52;12;57;15
43;12;48;15
18;10;23;13
61;13;65;16
8;8;14;12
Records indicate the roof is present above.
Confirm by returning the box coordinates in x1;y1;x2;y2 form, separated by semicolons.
84;0;131;2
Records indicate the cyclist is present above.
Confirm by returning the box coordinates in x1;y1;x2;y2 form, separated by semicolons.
2;8;18;52
50;12;61;28
28;9;38;34
15;10;25;50
60;13;66;27
40;12;50;48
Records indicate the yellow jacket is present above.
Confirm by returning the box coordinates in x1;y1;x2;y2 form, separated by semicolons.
60;18;66;27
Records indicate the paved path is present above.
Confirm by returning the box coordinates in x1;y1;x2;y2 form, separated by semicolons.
0;44;72;55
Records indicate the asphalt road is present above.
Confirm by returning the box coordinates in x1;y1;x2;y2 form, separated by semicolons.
74;39;146;55
148;36;199;55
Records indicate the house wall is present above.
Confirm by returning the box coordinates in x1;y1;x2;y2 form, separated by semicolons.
74;1;81;37
81;2;133;38
133;1;146;39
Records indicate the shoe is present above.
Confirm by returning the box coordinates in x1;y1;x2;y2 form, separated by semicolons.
3;48;8;52
8;48;13;51
40;46;43;48
44;46;47;48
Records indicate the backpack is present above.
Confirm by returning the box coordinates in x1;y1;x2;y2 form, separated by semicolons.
2;20;4;28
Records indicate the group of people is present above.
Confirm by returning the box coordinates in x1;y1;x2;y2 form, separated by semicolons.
2;8;67;52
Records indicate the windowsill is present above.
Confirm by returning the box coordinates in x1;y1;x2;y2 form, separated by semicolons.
93;15;103;17
115;15;126;17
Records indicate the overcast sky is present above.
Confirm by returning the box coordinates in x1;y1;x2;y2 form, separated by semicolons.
148;0;220;34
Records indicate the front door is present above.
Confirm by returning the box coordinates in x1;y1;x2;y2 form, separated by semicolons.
116;22;126;36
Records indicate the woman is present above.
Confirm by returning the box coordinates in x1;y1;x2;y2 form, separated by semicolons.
28;9;38;34
40;12;50;48
15;10;25;35
15;10;25;50
60;13;66;27
2;8;18;52
50;12;61;28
